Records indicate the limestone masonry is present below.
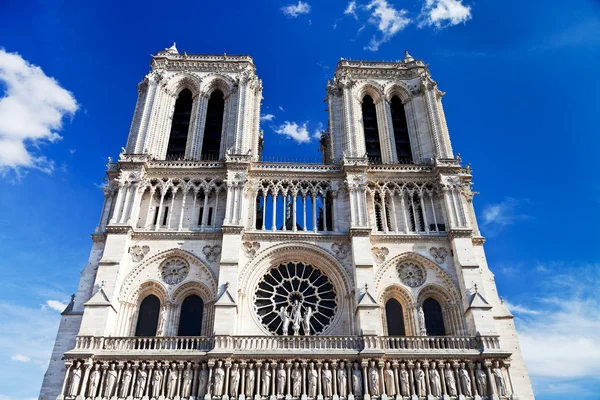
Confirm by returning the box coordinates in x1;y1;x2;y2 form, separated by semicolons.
39;44;535;400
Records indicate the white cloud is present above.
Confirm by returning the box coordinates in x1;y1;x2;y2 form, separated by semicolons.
503;299;543;316
0;49;78;175
364;0;410;51
260;114;275;122
419;0;471;29
278;106;285;111
275;121;312;144
11;354;31;363
344;1;358;19
281;1;311;18
45;299;67;312
482;197;531;227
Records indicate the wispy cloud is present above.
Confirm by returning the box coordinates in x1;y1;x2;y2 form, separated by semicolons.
344;1;358;19
11;354;31;363
0;49;78;176
274;121;312;144
260;114;275;122
418;0;471;29
364;0;410;51
44;299;67;312
281;1;311;18
482;197;531;227
504;299;543;316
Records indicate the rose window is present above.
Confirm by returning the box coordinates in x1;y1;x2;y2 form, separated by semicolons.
396;262;426;288
160;257;190;285
254;262;337;335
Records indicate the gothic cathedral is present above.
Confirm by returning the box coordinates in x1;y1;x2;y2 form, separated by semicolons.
40;45;535;400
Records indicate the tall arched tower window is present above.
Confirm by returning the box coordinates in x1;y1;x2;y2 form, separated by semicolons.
385;298;406;336
201;90;225;160
178;295;204;336
166;89;193;159
423;298;445;336
390;96;413;163
134;294;160;336
361;95;381;161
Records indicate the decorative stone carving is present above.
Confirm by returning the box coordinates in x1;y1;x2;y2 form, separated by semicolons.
429;362;442;396
230;363;241;397
151;363;163;398
415;363;426;397
322;363;333;397
214;360;225;396
198;363;209;397
242;241;260;258
429;247;448;264
476;363;487;396
368;361;379;395
87;363;101;398
181;363;193;398
396;262;426;288
445;363;457;396
160;257;189;285
119;363;133;397
331;242;349;260
352;362;363;396
399;364;409;396
307;363;318;397
203;245;222;263
166;363;178;398
459;364;472;397
493;361;507;396
302;307;314;336
130;245;150;262
104;363;118;398
417;306;427;336
246;363;256;397
276;363;286;395
67;361;82;397
262;363;271;396
133;363;147;398
384;362;396;396
292;362;302;396
371;247;389;264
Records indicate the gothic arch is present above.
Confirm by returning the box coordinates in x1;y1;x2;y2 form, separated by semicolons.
378;284;417;336
415;283;454;307
383;82;412;103
200;74;235;98
134;280;168;305
354;81;385;103
163;73;203;98
171;280;214;336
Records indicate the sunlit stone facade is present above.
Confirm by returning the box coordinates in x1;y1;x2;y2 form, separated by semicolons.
39;45;534;400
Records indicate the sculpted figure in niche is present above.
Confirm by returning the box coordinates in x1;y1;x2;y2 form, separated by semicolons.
417;307;427;336
151;363;163;398
262;363;272;396
476;364;487;396
322;363;333;397
368;361;379;396
198;363;209;398
246;363;256;398
444;364;457;396
459;364;472;397
182;362;193;398
104;363;118;398
157;304;168;336
414;363;426;397
230;363;241;398
120;363;133;398
384;362;395;396
351;363;363;396
280;306;292;336
429;362;442;396
67;361;82;397
277;363;287;396
399;364;409;396
493;361;507;396
134;363;148;398
87;363;101;398
302;307;314;336
291;301;302;335
167;363;179;399
214;361;225;396
307;363;318;397
292;362;302;397
337;362;347;397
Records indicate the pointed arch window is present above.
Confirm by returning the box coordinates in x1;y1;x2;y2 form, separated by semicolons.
385;298;406;336
178;295;204;336
423;298;445;336
390;96;413;163
166;89;193;160
134;294;160;336
362;95;382;162
201;90;225;160
407;193;425;232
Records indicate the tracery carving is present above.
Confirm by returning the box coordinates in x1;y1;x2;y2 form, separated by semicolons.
372;247;389;264
242;241;260;258
429;247;448;264
331;242;349;260
130;245;150;262
396;262;426;288
202;245;222;263
159;258;190;285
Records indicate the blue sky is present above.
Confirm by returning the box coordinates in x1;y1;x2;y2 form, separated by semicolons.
0;0;599;399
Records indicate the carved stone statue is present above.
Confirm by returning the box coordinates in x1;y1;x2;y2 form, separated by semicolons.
308;363;318;397
280;306;292;336
214;361;225;396
230;363;241;397
198;364;209;398
399;365;409;396
134;363;148;398
415;363;426;397
87;363;101;398
368;361;379;396
167;363;179;399
262;363;272;396
151;364;163;398
120;363;133;397
493;361;507;396
384;362;395;396
429;362;441;396
351;363;363;396
67;361;82;397
292;301;302;328
459;365;472;397
104;363;118;398
417;307;427;336
302;307;314;336
182;363;193;398
444;364;457;396
246;363;256;397
276;363;286;396
292;362;302;397
337;362;347;397
322;363;333;397
476;364;487;396
157;304;168;336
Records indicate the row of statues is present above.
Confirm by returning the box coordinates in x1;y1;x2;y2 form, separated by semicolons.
62;358;511;400
279;301;314;336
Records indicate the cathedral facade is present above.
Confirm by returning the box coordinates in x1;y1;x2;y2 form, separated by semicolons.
40;45;535;400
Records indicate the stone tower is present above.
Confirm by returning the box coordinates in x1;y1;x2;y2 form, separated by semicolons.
40;46;535;400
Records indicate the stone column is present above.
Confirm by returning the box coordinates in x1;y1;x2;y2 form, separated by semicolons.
377;362;385;396
286;361;292;396
361;362;369;397
256;361;262;398
331;361;338;397
485;360;497;398
453;362;462;397
407;361;415;397
468;363;478;397
316;361;323;398
57;360;73;400
192;363;200;398
438;361;447;396
145;363;153;398
301;362;307;396
423;361;431;396
225;361;232;399
392;362;400;398
207;362;215;398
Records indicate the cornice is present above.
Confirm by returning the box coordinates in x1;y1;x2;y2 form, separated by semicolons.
243;230;349;242
369;233;449;244
447;228;474;240
130;230;223;241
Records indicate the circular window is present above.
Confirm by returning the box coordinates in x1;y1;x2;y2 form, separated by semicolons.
160;257;190;285
396;262;426;288
254;262;337;335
